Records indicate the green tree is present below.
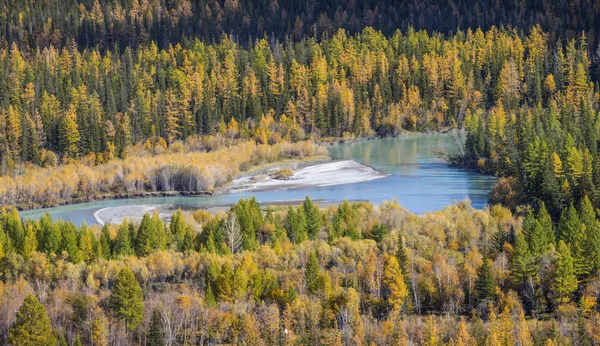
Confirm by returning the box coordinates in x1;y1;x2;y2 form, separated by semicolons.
147;308;165;346
8;295;57;346
305;251;322;295
114;220;134;256
558;204;581;245
303;196;321;240
552;241;578;303
475;258;496;302
109;267;144;330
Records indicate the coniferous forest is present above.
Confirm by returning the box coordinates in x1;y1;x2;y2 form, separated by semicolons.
3;0;600;345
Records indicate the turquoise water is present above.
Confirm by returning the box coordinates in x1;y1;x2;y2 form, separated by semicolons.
20;132;497;225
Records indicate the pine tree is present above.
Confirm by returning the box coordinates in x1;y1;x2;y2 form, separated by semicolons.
538;202;556;246
114;221;134;256
170;209;186;249
305;251;322;295
99;224;112;259
303;196;321;240
21;224;37;259
109;267;144;330
580;195;600;272
552;241;578;304
511;233;536;288
135;213;155;256
60;222;82;263
558;203;581;245
8;295;57;346
147;308;165;346
79;224;96;263
475;258;495;302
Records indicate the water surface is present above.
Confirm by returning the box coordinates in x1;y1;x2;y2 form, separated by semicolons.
20;132;497;225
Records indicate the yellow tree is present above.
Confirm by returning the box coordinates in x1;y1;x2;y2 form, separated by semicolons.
383;254;408;311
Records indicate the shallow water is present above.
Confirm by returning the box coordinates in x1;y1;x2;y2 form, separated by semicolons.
20;132;497;225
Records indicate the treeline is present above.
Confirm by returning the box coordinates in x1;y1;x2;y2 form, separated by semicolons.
452;26;600;218
2;25;599;172
2;0;599;50
0;138;323;208
4;198;600;344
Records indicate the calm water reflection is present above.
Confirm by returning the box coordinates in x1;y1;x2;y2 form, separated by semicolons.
21;132;497;225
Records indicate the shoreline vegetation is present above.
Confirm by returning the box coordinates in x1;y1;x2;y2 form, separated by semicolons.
1;138;327;211
3;196;600;345
8;129;456;213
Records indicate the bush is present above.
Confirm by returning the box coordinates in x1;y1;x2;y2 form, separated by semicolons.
272;168;293;180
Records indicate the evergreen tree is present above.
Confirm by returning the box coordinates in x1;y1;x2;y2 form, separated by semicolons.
135;213;155;256
109;267;144;330
552;241;578;304
511;233;536;287
8;295;57;346
60;222;82;263
170;209;187;249
558;204;581;245
579;195;600;272
114;221;134;256
99;224;112;259
305;251;322;295
538;202;556;246
475;258;496;302
303;196;321;240
147;308;165;346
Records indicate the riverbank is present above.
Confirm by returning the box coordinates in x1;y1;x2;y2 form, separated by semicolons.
93;198;369;224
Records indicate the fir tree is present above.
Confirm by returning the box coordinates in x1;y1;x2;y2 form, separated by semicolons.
475;258;496;302
303;196;321;240
147;308;165;346
305;251;322;295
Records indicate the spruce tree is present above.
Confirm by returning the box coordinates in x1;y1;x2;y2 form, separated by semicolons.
303;196;321;240
8;295;57;346
109;267;144;330
170;209;186;248
147;308;165;346
60;222;82;263
99;224;112;259
135;213;154;256
475;258;496;302
305;251;322;295
510;233;536;288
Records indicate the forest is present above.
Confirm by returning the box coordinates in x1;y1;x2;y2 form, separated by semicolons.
3;197;600;345
4;0;600;345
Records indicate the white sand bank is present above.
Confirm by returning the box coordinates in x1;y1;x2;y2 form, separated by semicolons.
227;160;387;192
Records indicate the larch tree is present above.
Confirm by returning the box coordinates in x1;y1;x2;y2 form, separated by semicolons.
8;295;57;346
383;254;409;311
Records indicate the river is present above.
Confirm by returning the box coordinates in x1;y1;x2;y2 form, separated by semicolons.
20;132;497;225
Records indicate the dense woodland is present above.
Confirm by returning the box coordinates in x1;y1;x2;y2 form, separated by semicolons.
2;0;600;49
5;0;600;345
5;198;600;345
